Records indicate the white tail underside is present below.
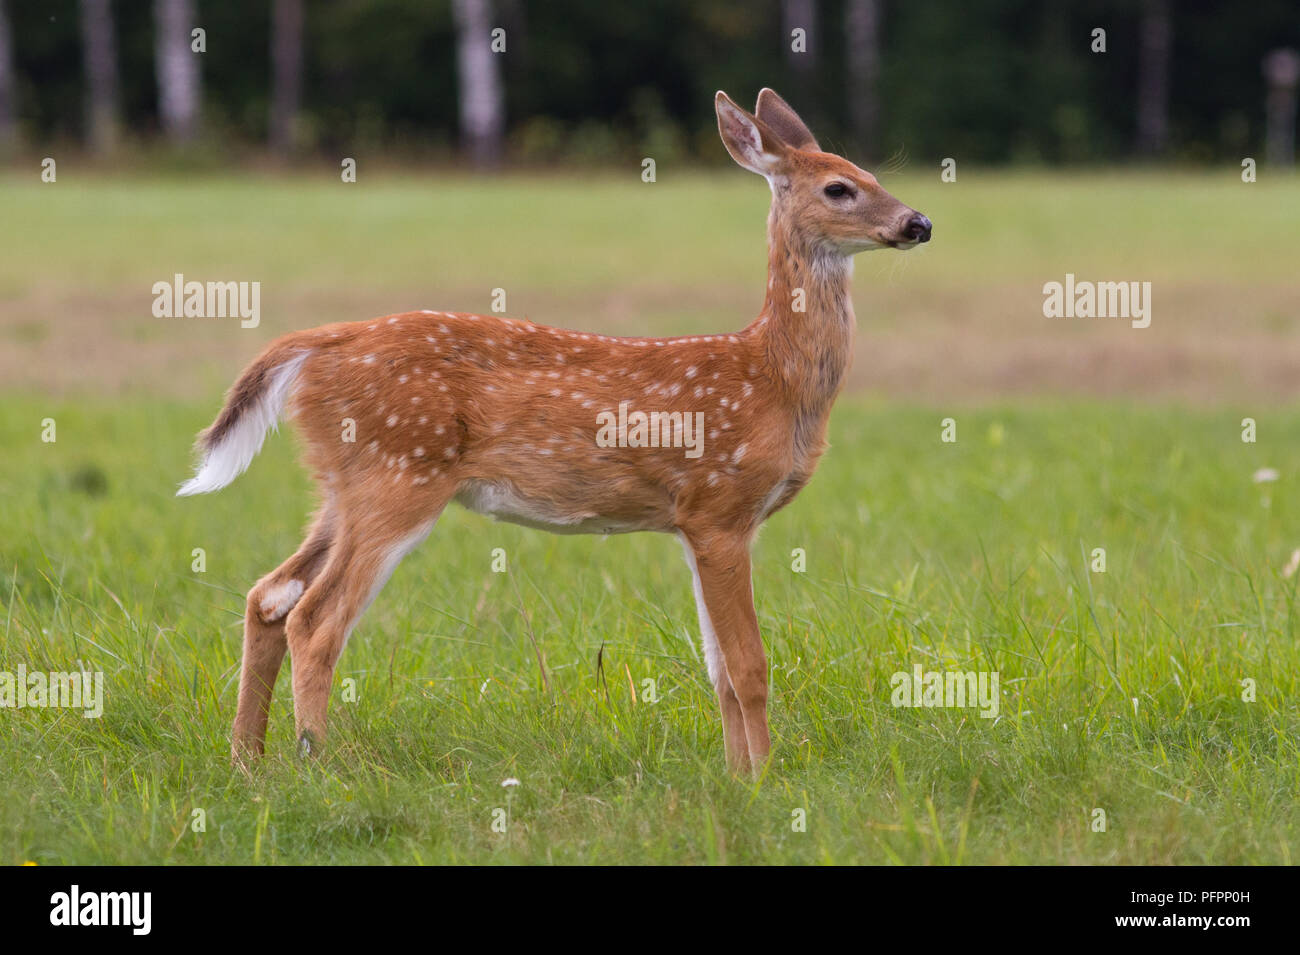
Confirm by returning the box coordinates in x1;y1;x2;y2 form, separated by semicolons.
176;352;309;497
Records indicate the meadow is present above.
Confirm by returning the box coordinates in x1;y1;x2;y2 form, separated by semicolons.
1;168;1298;864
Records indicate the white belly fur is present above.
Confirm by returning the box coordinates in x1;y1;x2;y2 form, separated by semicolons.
454;478;652;535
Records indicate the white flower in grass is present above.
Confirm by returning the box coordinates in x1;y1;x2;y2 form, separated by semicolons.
501;777;521;788
1283;549;1300;579
1254;467;1280;483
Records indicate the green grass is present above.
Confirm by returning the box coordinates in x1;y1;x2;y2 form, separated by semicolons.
2;396;1298;864
2;168;1299;864
4;167;1297;297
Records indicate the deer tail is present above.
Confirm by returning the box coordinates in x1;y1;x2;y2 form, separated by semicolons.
176;335;317;497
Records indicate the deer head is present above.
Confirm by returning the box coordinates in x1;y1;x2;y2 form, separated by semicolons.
715;88;932;255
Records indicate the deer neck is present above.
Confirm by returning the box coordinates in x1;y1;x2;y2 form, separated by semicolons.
753;213;856;422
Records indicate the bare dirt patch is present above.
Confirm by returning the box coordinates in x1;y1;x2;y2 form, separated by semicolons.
3;279;1297;404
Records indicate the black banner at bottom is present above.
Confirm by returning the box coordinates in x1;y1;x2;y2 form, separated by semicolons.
0;863;1278;942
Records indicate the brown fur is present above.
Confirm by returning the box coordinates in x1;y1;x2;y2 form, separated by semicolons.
197;90;928;776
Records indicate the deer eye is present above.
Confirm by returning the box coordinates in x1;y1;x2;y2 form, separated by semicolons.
824;182;851;199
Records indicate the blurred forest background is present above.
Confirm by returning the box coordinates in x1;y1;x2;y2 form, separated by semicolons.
1;0;1298;168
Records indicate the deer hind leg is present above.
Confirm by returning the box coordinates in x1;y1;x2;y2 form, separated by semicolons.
680;535;749;775
681;530;771;776
232;504;337;764
284;486;451;757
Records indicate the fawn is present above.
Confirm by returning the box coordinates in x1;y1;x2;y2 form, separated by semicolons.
179;89;931;776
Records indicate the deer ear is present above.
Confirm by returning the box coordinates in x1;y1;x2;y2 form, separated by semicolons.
715;91;788;179
754;88;819;151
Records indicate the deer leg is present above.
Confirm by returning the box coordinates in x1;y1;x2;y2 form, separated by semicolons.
284;493;448;757
680;535;749;775
232;504;336;764
683;531;771;776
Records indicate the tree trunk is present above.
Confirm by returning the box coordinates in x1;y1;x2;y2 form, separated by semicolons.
1262;48;1300;167
154;0;200;144
845;0;881;161
0;0;16;152
1135;0;1171;157
80;0;121;154
269;0;303;155
783;0;816;71
781;0;817;132
452;0;504;167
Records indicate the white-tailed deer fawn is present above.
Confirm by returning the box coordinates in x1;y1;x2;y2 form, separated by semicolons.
179;89;931;776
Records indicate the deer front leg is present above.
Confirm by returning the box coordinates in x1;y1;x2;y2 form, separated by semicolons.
682;531;771;776
681;535;750;775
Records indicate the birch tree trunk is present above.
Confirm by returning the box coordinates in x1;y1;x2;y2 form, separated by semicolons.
80;0;121;154
269;0;303;155
783;0;817;71
452;0;504;167
845;0;881;161
1135;0;1171;156
782;0;817;134
1263;49;1300;167
154;0;200;144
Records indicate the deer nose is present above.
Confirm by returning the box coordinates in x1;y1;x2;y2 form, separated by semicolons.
903;213;932;243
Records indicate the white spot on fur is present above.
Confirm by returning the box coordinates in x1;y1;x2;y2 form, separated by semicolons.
259;578;304;623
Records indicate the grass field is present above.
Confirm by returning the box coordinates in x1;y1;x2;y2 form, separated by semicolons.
2;169;1299;864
